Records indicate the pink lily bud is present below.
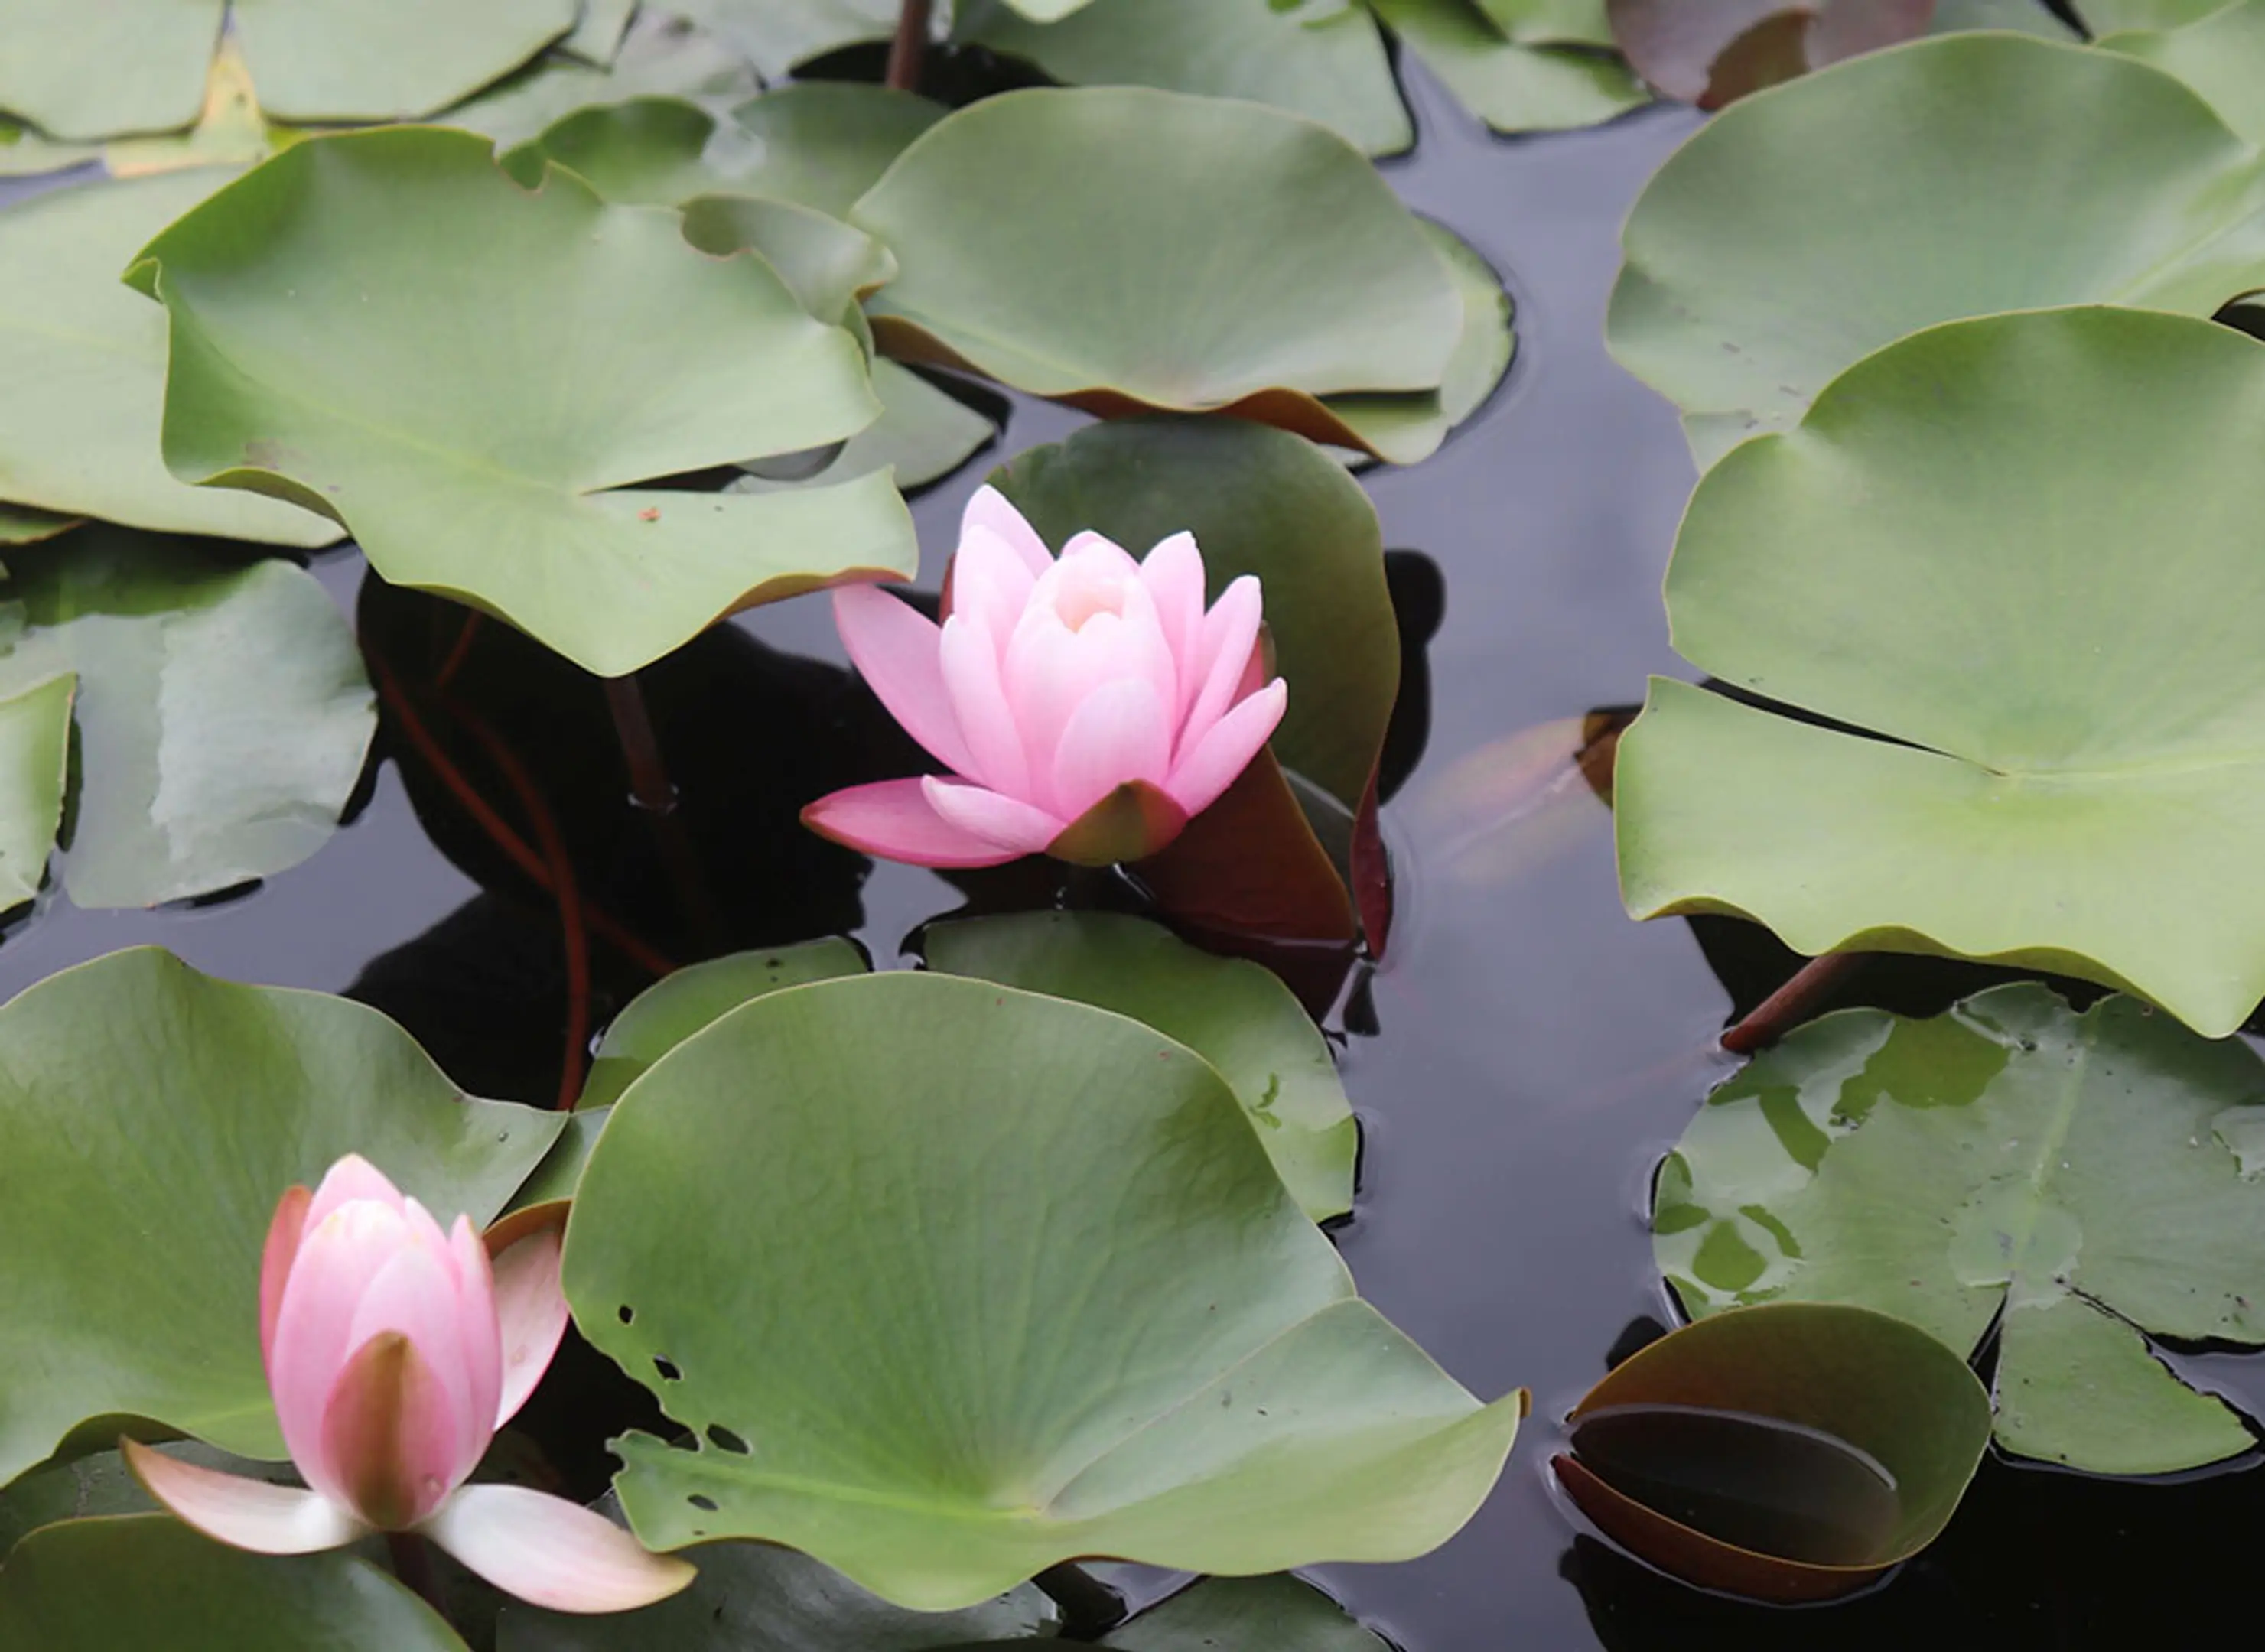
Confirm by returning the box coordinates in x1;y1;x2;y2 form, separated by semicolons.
803;486;1289;868
125;1156;692;1615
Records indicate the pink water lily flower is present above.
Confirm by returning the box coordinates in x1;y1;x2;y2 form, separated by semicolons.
804;486;1289;868
124;1155;693;1615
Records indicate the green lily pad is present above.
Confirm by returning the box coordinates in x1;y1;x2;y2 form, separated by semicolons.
1556;1304;1990;1602
851;87;1463;461
1929;0;2078;34
0;172;338;547
679;195;898;325
1100;1576;1387;1650
0;120;96;177
507;87;950;219
1368;0;1651;136
1616;307;2265;1037
0;1442;298;1561
2078;0;2228;27
988;418;1398;814
0;507;76;545
2;528;375;909
565;0;642;63
923;911;1359;1222
1605;0;1933;106
497;1520;1061;1649
0;0;577;141
1479;0;1616;44
1656;984;2265;1473
955;0;1414;159
0;1517;467;1650
660;0;902;77
0;947;562;1486
580;938;868;1109
1326;219;1515;466
2102;2;2265;145
565;972;1522;1610
731;360;997;496
127;128;916;678
0;671;73;910
1608;32;2265;465
440;11;762;148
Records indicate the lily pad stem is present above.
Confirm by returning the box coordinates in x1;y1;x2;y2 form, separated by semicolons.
384;1530;451;1627
887;0;932;92
1033;1563;1127;1639
603;673;724;954
1721;951;1867;1055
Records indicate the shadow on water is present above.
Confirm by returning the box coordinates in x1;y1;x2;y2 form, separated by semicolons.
2;44;2264;1652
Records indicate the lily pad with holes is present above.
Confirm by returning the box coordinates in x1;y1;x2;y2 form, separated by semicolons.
954;0;1413;158
0;171;338;547
2102;1;2265;146
0;947;562;1486
126;128;916;678
565;972;1522;1609
0;1517;467;1650
0;528;376;910
1655;984;2265;1473
851;87;1463;461
0;0;578;141
1616;307;2265;1036
1368;0;1651;136
579;938;869;1109
924;911;1359;1221
1607;32;2265;466
506;87;948;216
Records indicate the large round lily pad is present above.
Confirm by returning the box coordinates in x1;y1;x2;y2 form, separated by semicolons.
955;0;1413;158
0;947;562;1487
0;1517;466;1650
1616;306;2265;1036
0;171;338;547
923;911;1359;1222
565;972;1521;1610
1607;32;2265;464
1656;984;2265;1473
851;87;1462;461
0;0;576;141
3;528;376;909
126;128;915;678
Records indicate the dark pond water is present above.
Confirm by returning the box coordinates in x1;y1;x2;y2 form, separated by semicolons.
8;53;2265;1652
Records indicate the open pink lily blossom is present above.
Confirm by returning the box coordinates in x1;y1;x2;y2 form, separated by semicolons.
803;486;1289;868
123;1155;694;1615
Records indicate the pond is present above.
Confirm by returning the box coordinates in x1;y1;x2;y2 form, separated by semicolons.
5;4;2265;1648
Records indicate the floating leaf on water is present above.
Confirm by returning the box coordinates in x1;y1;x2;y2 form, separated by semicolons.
731;361;997;496
439;11;762;148
565;972;1522;1609
851;87;1463;460
1554;1302;1990;1602
924;910;1359;1222
1100;1574;1390;1650
2101;0;2265;145
1479;0;1618;46
1655;984;2265;1473
0;670;72;912
656;0;903;79
1605;0;1931;106
127;128;916;678
954;0;1414;158
1616;307;2265;1036
1608;34;2265;466
565;0;642;64
1368;0;1652;138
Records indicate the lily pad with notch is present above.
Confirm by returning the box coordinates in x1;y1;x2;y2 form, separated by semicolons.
565;971;1523;1609
851;87;1463;463
1616;307;2265;1036
1367;0;1652;138
1606;32;2265;465
1554;1303;1990;1602
1655;983;2265;1473
126;127;916;678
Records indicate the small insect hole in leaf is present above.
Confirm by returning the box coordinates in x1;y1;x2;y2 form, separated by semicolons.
655;1355;682;1380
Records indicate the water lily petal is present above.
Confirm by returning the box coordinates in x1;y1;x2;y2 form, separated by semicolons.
962;484;1052;578
1183;576;1264;750
939;609;1031;800
949;525;1040;642
346;1224;485;1486
490;1222;568;1428
123;1439;366;1556
802;778;1031;867
922;776;1066;854
422;1484;697;1614
304;1154;407;1230
319;1330;470;1530
1139;532;1206;711
1052;676;1173;823
1165;678;1288;818
446;1215;503;1445
831;584;974;776
269;1200;421;1496
259;1183;313;1368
